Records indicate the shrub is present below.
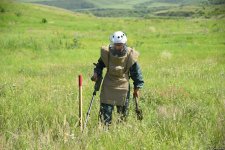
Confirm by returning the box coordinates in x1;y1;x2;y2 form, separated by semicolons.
0;7;5;13
15;12;22;17
42;18;47;23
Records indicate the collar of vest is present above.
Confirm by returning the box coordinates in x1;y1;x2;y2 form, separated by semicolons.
109;45;128;57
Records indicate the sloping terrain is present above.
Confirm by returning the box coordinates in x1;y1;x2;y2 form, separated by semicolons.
17;0;225;18
0;0;225;149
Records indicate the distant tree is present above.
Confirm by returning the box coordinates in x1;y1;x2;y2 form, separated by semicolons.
208;0;225;4
156;0;185;3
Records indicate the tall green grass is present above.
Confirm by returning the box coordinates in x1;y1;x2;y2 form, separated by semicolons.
0;1;225;149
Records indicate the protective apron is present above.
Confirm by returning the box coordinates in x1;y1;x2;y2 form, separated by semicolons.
100;45;139;106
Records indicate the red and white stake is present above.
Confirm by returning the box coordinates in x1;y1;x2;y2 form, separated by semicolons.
78;75;83;131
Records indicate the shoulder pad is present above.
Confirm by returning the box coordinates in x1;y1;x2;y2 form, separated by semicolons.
100;45;109;67
126;47;140;70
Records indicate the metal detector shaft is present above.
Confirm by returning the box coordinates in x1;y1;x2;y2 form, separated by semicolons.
83;63;103;131
83;90;96;130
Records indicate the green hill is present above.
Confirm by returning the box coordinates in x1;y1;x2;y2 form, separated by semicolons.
17;0;225;18
18;0;207;9
0;0;225;149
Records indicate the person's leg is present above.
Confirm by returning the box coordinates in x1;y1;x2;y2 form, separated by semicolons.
99;103;114;126
116;105;128;122
116;84;130;122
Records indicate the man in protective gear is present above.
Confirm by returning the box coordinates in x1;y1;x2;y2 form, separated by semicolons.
91;31;144;126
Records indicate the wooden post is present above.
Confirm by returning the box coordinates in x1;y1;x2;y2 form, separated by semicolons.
78;75;83;131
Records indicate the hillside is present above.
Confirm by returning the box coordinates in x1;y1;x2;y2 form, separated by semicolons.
17;0;225;18
0;0;225;149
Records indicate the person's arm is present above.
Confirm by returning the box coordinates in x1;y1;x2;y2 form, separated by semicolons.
129;62;144;98
92;57;105;81
94;57;105;77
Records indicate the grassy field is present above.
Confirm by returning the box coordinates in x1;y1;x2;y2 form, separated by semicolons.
0;1;225;149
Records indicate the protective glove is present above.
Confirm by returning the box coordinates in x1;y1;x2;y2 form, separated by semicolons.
91;72;98;82
133;88;140;98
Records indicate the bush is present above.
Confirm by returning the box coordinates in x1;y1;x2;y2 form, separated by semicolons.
0;7;5;13
15;12;22;17
73;37;79;48
42;18;47;23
